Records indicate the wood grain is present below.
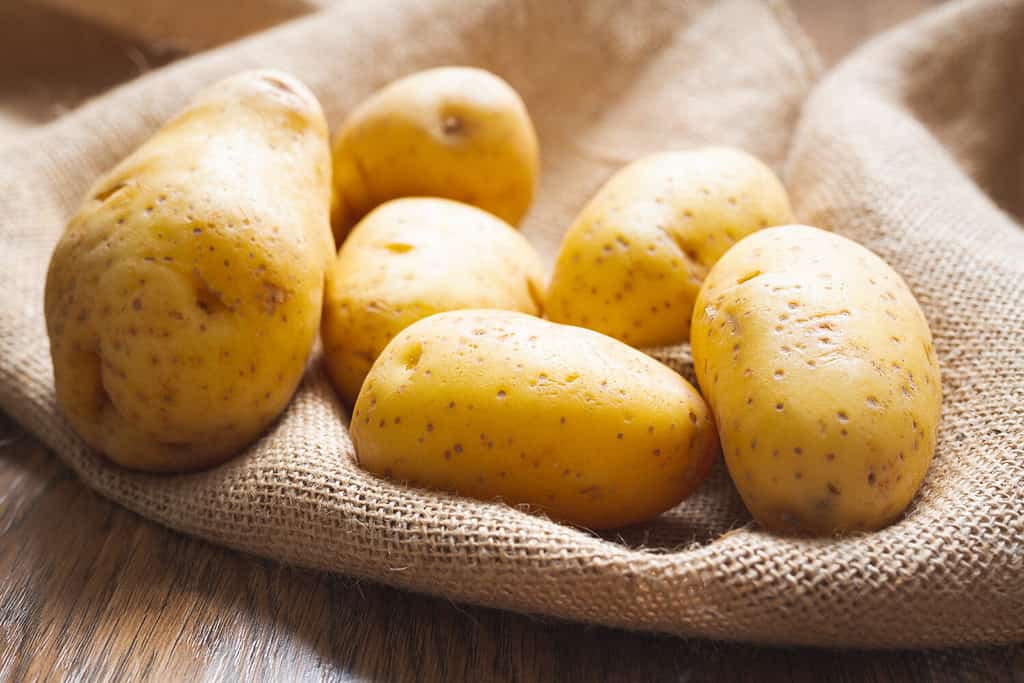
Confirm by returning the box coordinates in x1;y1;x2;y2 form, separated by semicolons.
1;413;1019;681
2;1;1022;681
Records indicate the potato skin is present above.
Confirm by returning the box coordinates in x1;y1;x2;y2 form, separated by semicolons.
44;70;334;472
546;148;792;347
322;197;545;404
331;67;539;242
691;225;942;535
351;310;719;529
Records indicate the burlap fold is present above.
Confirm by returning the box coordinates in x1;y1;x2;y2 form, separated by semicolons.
1;0;1021;647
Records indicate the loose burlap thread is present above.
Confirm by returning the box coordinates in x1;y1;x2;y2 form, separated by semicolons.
0;0;1021;648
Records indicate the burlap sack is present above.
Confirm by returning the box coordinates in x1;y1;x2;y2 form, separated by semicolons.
0;0;1020;648
33;0;324;52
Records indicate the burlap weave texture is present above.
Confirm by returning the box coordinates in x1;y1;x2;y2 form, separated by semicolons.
0;0;1021;647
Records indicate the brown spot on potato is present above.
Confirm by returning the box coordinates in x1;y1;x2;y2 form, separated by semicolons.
441;114;464;136
401;342;423;370
192;269;231;314
261;281;287;315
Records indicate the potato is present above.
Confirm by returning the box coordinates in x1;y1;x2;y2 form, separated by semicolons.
545;147;793;347
331;67;539;242
351;310;719;529
322;197;545;404
691;225;942;535
44;70;334;472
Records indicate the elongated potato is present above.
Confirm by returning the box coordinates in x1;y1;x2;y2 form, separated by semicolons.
322;197;545;404
691;225;942;535
546;148;793;346
331;67;539;242
351;310;719;529
44;70;334;472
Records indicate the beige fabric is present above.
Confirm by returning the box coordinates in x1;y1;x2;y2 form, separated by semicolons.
33;0;325;52
0;0;1021;648
0;0;180;143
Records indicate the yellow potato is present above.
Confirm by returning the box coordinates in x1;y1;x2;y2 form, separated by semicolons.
351;310;719;529
44;70;334;472
546;147;793;347
331;67;539;242
322;197;545;404
691;225;942;535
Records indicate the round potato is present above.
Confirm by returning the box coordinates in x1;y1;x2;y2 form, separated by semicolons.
545;147;793;347
330;67;539;242
691;225;942;535
351;310;719;529
44;70;334;472
322;197;545;404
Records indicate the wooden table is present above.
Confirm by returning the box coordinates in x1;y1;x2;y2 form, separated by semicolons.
2;2;1021;680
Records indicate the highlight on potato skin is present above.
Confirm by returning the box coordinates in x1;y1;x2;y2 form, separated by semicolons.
44;70;334;473
350;309;719;530
330;66;539;244
321;197;545;405
546;147;793;348
690;225;942;536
